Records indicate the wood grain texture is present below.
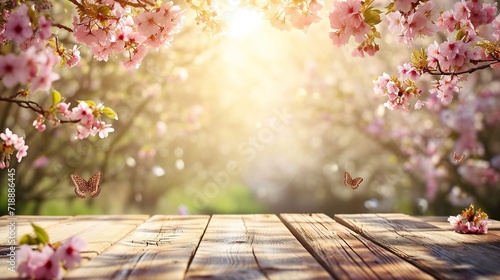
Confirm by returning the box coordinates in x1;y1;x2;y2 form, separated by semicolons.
44;215;149;258
335;213;500;280
0;215;71;244
280;213;433;280
185;214;332;280
65;215;210;280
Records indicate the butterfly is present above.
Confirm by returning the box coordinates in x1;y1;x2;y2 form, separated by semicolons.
70;172;102;199
452;151;465;163
344;171;363;189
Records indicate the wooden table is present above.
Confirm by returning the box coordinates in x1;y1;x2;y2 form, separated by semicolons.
1;213;499;279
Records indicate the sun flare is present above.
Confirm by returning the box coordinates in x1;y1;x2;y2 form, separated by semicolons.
225;8;262;38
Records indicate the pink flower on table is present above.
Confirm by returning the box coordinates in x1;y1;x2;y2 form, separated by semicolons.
32;246;63;280
17;245;36;278
56;236;87;269
3;4;33;45
478;220;490;234
447;214;463;228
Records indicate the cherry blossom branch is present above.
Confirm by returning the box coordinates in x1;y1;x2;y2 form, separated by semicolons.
53;23;73;32
0;96;45;115
0;96;78;124
424;61;500;76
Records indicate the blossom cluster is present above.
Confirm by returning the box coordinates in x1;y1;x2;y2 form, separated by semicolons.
34;92;118;140
0;128;28;169
448;203;490;234
72;0;184;69
373;65;421;111
0;4;62;92
17;236;87;279
374;0;500;112
328;0;381;57
365;84;500;201
267;0;324;32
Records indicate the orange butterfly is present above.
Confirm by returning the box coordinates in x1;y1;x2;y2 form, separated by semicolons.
70;172;102;199
344;171;363;189
452;151;465;163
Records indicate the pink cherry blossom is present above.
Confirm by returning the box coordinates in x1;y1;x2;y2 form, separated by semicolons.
66;45;81;67
56;236;87;269
32;246;63;280
57;102;71;116
492;15;500;40
95;121;115;139
0;53;27;88
16;245;36;278
33;114;47;132
135;11;161;37
76;125;91;140
3;4;33;45
0;128;18;146
37;16;52;40
71;101;95;125
16;144;29;162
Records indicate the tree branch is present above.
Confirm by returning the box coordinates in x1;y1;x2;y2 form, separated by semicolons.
424;60;499;76
0;96;45;115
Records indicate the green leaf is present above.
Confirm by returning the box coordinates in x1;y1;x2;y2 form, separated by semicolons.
31;223;49;245
52;90;62;106
19;234;37;245
102;107;119;120
364;9;381;26
84;100;97;108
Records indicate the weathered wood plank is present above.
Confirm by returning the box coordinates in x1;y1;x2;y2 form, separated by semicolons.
65;215;210;280
185;214;332;280
0;215;71;244
335;213;500;280
280;213;433;280
45;215;150;258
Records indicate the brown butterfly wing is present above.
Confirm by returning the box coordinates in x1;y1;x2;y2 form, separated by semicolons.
350;177;363;189
88;172;102;198
453;151;465;162
71;174;88;199
344;171;363;189
344;172;352;188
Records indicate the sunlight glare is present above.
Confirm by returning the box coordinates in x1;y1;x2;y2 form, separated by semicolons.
226;8;262;38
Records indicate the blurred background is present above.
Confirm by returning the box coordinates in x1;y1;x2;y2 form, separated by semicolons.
1;1;499;218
